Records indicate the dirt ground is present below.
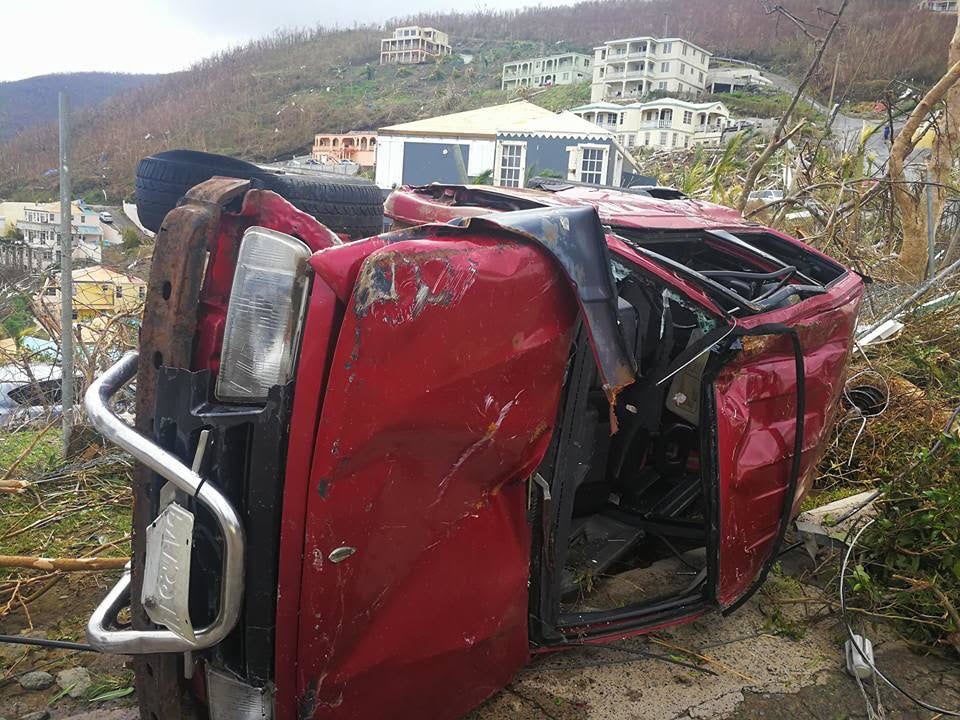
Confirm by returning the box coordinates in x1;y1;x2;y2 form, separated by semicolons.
2;549;958;720
469;546;960;720
0;573;135;720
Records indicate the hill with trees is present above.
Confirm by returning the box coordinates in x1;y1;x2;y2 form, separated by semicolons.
0;72;158;142
0;0;952;201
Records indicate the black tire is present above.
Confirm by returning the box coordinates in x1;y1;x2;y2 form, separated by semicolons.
262;173;384;240
135;149;383;238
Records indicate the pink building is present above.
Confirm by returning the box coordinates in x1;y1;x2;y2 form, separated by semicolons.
311;132;377;167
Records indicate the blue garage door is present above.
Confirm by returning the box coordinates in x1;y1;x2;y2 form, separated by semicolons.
402;142;471;185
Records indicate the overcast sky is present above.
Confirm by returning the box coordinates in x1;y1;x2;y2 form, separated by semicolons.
1;0;575;82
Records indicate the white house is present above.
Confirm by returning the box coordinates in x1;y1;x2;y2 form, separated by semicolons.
0;201;104;271
376;100;638;189
572;98;730;151
917;0;958;11
380;26;451;65
590;36;711;102
502;52;592;91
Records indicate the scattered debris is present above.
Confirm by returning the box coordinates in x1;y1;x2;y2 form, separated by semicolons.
795;490;880;555
844;635;874;679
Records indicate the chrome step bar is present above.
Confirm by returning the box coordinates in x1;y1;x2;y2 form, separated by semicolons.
84;352;245;654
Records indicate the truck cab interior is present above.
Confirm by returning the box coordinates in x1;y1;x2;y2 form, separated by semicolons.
530;224;847;642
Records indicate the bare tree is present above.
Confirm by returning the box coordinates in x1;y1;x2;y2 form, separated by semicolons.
737;0;849;214
890;10;960;280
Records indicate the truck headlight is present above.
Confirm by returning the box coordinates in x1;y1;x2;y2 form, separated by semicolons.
216;226;311;403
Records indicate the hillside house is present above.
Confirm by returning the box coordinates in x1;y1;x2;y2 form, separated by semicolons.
380;27;451;65
312;132;377;167
705;67;772;94
501;52;592;91
917;0;958;11
572;98;730;150
590;36;711;102
0;200;104;271
376;100;638;189
36;265;146;324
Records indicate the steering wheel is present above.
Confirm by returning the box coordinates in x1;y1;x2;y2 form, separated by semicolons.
700;266;797;303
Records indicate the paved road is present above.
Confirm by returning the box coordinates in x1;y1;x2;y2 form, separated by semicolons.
763;70;895;174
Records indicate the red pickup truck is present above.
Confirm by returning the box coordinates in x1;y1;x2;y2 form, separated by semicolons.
84;168;863;720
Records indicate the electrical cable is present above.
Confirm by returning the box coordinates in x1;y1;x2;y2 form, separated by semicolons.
0;634;97;652
840;520;960;717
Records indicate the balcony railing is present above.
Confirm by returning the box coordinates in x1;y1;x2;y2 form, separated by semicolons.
640;120;673;129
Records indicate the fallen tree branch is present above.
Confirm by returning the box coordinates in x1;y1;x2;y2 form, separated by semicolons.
0;416;58;484
0;555;129;571
0;480;30;494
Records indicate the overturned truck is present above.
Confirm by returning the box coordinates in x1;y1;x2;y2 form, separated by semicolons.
86;162;863;720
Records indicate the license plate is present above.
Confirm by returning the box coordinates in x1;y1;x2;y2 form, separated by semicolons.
142;502;195;642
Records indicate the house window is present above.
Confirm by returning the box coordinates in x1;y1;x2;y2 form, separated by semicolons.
683;111;693;124
579;147;606;184
682;45;688;56
562;72;569;80
644;132;651;146
659;132;668;146
115;286;123;298
496;142;526;188
660;62;670;72
699;71;704;82
680;64;686;75
671;133;678;147
662;42;672;53
658;81;667;90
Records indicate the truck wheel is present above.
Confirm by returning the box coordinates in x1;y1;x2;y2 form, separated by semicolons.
135;150;384;238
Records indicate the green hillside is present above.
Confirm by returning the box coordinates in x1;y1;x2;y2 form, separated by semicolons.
0;0;951;201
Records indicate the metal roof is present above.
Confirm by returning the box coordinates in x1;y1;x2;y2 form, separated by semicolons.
380;100;612;139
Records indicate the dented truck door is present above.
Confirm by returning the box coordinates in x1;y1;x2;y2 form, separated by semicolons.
711;274;864;611
292;225;580;719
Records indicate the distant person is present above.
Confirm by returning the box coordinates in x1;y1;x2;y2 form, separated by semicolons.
883;125;891;143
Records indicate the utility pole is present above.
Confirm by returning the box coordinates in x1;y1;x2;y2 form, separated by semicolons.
58;92;74;457
925;169;937;280
663;13;669;36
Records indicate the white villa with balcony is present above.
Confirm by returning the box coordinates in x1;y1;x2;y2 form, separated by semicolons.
501;52;592;91
380;26;451;65
572;98;730;151
590;36;711;102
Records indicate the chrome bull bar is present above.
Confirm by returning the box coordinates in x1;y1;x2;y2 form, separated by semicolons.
84;351;245;654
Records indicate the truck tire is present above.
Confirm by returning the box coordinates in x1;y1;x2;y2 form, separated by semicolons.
135;150;383;238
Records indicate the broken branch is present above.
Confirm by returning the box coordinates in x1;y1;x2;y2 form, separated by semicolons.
0;555;129;571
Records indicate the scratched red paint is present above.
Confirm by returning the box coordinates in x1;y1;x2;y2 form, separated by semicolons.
712;274;863;605
153;184;864;719
291;236;578;719
385;182;751;231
